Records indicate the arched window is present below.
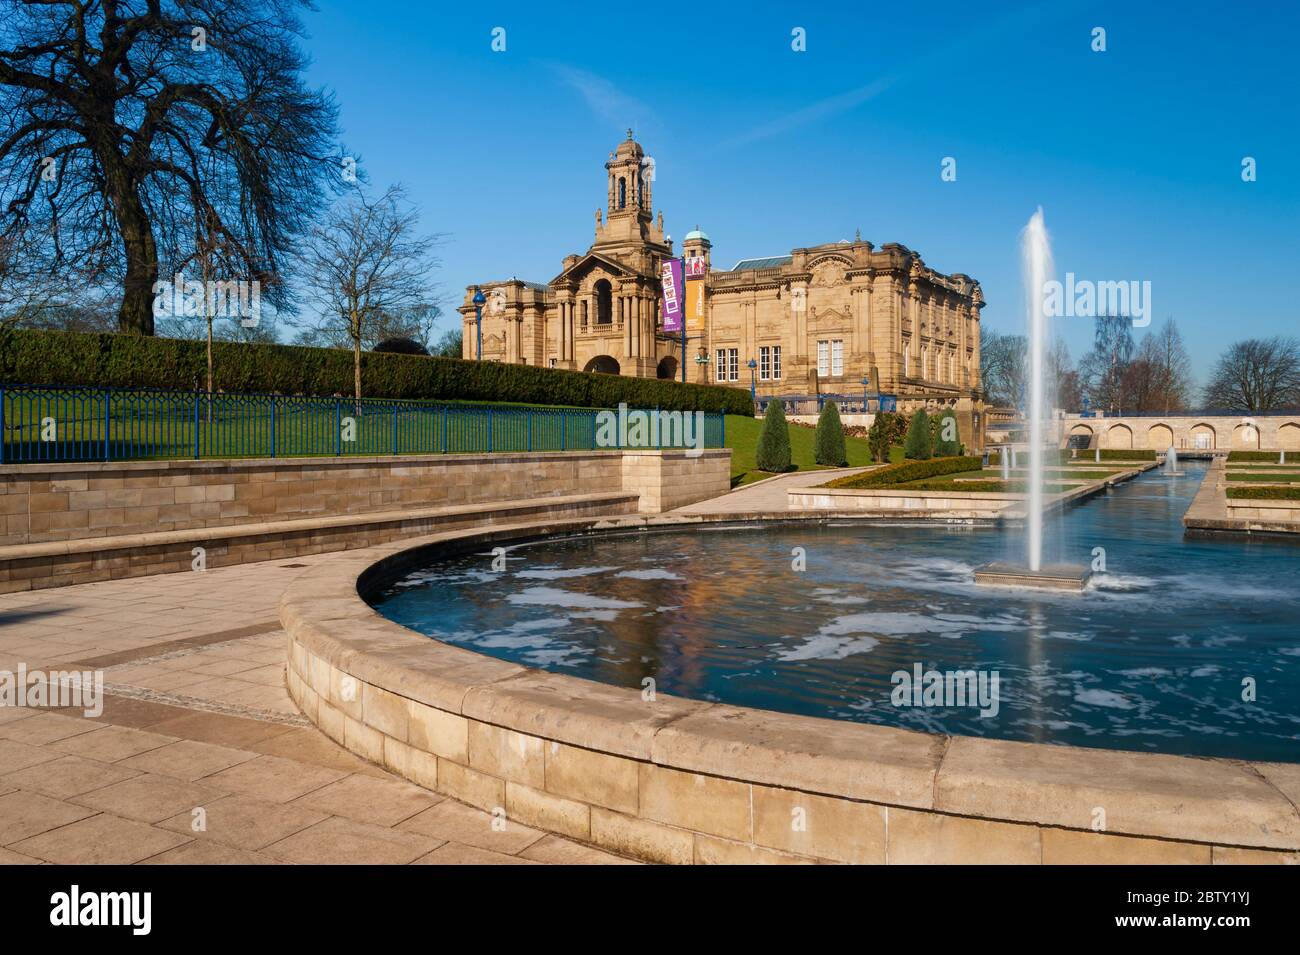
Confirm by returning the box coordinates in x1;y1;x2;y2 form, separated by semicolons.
594;279;613;324
618;177;626;209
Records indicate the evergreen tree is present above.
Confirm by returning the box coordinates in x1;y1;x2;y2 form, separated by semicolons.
814;401;848;466
755;399;792;472
903;408;932;460
867;412;893;463
934;409;962;456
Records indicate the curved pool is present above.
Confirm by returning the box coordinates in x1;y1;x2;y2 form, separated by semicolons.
369;461;1300;763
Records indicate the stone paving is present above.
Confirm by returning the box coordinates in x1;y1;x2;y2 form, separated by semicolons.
0;558;633;865
669;467;873;517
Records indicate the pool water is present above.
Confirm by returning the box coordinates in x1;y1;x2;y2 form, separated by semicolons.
369;461;1300;763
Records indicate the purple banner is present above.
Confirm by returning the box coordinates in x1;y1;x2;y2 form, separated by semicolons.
660;258;683;333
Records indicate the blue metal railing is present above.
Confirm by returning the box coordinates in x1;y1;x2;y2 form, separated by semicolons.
0;384;726;464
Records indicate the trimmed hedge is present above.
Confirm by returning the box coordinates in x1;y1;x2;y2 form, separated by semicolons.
1226;486;1300;500
1227;451;1290;463
1097;449;1157;461
0;328;752;414
986;449;1075;466
1224;472;1300;483
822;455;982;489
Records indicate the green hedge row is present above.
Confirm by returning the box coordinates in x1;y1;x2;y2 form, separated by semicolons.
986;449;1075;466
821;455;982;489
1226;486;1300;500
1227;451;1291;463
0;329;753;414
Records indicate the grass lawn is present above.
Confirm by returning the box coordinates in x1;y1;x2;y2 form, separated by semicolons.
724;414;878;486
1225;472;1300;483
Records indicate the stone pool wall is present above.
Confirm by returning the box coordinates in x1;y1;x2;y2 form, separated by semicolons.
281;519;1300;865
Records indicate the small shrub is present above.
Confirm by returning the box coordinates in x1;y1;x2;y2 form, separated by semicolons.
814;401;847;466
755;400;792;472
1097;449;1157;461
866;412;893;463
903;409;932;461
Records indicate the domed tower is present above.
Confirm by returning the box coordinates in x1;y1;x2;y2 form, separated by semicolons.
682;226;711;272
591;130;670;270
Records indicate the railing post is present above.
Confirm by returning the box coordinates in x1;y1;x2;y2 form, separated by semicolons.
192;392;201;458
561;411;566;451
335;398;341;456
102;389;110;461
270;398;276;458
655;406;661;449
392;405;399;456
720;409;725;449
0;387;5;465
441;406;448;454
527;409;533;452
487;407;493;453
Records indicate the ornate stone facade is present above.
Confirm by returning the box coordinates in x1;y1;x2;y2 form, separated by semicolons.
460;133;986;441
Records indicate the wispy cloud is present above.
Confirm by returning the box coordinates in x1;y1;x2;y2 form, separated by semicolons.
547;64;654;132
713;0;1066;153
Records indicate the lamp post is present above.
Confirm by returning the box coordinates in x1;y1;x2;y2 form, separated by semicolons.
747;358;758;408
693;348;711;383
471;286;486;360
861;375;871;413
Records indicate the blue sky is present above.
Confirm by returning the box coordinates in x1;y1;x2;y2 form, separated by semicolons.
299;0;1298;381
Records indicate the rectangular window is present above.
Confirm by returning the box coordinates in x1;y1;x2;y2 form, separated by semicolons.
817;341;829;377
772;346;782;381
716;350;727;382
728;348;739;382
831;340;844;377
759;346;771;381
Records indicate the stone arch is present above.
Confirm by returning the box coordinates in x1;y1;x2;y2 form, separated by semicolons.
1232;422;1260;449
594;279;613;325
1278;422;1300;450
1190;423;1216;450
656;356;678;380
1147;424;1174;451
1106;423;1133;450
584;355;620;375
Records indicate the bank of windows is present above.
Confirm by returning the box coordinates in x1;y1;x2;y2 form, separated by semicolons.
816;339;844;377
715;347;740;382
759;345;782;381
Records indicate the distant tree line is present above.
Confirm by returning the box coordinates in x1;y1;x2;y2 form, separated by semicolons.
981;317;1300;415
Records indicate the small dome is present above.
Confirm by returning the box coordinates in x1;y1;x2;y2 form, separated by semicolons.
684;227;710;243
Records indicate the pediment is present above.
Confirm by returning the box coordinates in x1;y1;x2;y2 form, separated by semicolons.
551;252;637;286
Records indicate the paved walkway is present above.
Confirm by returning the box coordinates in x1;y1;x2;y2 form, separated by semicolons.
670;466;873;516
0;559;632;865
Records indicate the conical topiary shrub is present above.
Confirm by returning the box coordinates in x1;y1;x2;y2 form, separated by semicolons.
903;408;932;460
814;400;848;466
867;411;894;463
755;399;792;472
934;408;961;456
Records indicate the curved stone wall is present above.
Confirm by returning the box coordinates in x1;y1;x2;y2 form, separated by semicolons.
280;517;1300;864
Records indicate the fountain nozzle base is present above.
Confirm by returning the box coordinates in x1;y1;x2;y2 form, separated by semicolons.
974;562;1093;593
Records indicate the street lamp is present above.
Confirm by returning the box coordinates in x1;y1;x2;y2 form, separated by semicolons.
471;286;486;361
747;358;758;408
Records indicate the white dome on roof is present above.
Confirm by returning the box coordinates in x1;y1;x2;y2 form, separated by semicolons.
683;227;710;243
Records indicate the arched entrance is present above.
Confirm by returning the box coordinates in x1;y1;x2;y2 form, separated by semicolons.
584;355;620;375
594;279;613;325
1106;424;1133;450
1232;422;1260;449
656;356;678;380
1191;423;1216;450
1147;424;1174;451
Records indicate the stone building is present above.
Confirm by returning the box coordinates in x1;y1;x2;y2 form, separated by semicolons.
460;132;987;443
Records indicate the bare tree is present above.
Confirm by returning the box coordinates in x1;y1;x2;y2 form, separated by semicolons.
0;0;341;334
1203;337;1300;412
979;330;1027;408
296;185;439;403
1079;314;1136;414
1131;318;1194;413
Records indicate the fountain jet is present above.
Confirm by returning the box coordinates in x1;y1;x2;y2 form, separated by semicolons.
975;209;1091;593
